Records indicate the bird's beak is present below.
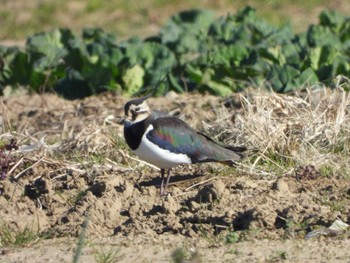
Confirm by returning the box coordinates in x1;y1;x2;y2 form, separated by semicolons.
116;115;126;125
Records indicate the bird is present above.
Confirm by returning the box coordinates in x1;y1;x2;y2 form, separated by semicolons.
123;94;246;195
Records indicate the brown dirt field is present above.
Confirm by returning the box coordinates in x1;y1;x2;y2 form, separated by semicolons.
0;92;349;262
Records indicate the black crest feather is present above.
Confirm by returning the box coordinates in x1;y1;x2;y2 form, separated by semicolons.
124;70;171;115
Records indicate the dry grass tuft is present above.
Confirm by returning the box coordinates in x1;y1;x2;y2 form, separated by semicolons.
209;87;350;178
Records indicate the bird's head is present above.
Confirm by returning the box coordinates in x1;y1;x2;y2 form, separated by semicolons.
124;95;151;124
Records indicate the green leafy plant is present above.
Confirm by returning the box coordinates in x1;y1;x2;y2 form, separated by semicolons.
1;7;350;98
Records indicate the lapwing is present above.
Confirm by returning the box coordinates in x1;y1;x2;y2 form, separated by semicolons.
123;95;246;195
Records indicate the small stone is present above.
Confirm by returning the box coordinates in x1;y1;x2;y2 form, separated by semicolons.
272;178;290;193
212;179;226;199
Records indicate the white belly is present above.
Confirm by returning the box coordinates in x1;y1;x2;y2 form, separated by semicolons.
134;125;191;169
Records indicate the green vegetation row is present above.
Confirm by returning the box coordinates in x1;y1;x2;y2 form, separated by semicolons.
1;7;350;99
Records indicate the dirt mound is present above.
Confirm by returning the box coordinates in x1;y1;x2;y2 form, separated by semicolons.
1;169;348;239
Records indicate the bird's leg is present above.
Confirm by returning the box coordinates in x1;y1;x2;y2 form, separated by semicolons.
163;169;172;195
160;169;165;196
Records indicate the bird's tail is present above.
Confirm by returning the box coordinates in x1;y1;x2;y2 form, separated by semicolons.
218;147;246;166
196;131;253;165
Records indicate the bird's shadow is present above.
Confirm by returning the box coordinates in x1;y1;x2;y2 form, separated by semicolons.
137;173;206;188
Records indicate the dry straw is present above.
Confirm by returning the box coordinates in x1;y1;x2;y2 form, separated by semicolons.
2;85;349;181
209;85;350;178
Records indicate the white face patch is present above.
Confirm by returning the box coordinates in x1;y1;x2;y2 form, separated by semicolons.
134;125;192;169
127;101;151;124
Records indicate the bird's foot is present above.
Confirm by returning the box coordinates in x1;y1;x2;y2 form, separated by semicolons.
160;186;171;197
160;191;172;197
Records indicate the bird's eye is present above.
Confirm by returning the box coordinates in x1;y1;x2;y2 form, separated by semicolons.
135;107;140;112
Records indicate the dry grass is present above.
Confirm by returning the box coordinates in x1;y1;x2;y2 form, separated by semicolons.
205;84;350;179
1;85;350;184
